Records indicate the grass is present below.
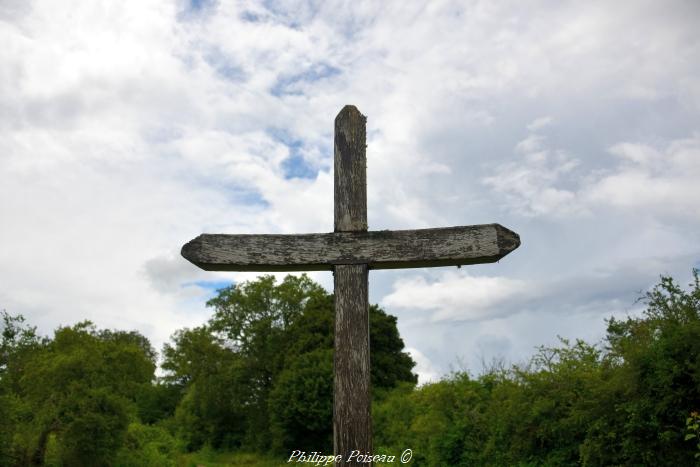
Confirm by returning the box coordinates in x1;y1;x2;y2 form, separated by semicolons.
177;449;288;467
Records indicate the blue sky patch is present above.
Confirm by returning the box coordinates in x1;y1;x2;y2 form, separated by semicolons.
187;280;233;291
268;128;318;179
187;0;215;13
220;184;270;207
177;0;217;21
270;63;341;97
182;280;234;301
260;0;316;29
240;10;262;22
203;47;246;82
282;154;317;179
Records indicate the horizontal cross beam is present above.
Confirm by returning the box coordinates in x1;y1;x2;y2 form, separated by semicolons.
181;223;520;272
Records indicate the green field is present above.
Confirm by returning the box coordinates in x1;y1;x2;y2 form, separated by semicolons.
178;450;288;467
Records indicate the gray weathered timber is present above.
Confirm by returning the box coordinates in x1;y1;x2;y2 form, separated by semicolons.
181;224;520;272
333;264;371;464
333;105;371;465
335;105;367;232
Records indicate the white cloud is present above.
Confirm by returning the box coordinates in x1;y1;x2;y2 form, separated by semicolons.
484;126;700;221
405;347;441;385
483;132;581;217
515;134;546;154
527;116;553;131
382;271;532;321
584;136;700;217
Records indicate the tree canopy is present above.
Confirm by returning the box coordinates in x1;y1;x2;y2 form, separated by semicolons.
163;274;418;453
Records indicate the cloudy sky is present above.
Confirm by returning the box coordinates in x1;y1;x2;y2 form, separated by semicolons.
2;0;699;383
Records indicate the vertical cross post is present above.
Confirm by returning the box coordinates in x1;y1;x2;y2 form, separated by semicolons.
333;105;372;464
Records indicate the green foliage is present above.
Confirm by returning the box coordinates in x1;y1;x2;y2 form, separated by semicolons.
374;270;700;466
0;311;44;465
42;433;61;467
374;374;492;466
1;275;415;463
269;348;334;451
164;326;246;451
135;380;181;425
1;311;43;375
114;422;180;467
17;322;156;465
164;274;417;454
491;338;603;465
177;449;288;467
369;304;418;389
686;411;700;460
4;270;699;465
205;275;328;451
57;388;131;466
0;315;159;466
580;270;700;465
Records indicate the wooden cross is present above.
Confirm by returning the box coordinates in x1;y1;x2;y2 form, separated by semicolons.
182;105;520;465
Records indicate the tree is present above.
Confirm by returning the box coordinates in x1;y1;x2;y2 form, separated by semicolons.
163;326;247;450
581;270;700;465
13;322;156;466
164;274;417;453
0;311;44;465
369;304;418;389
206;275;327;450
269;348;334;451
266;282;418;452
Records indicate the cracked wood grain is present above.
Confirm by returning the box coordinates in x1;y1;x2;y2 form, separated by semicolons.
333;263;370;465
335;105;367;232
333;105;371;465
181;224;520;272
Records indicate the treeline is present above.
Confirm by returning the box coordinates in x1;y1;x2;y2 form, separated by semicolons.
1;272;699;466
373;271;700;465
0;275;416;466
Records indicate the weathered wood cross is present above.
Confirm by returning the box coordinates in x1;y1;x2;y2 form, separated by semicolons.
182;105;520;465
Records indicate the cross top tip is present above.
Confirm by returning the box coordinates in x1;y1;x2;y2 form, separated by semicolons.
336;105;365;122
